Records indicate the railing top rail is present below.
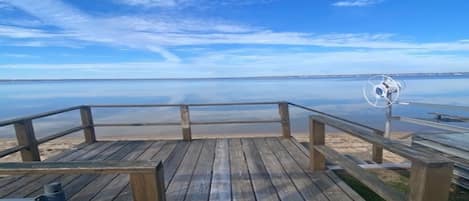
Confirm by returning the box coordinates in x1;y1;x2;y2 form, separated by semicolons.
310;114;451;165
0;160;162;175
90;101;283;108
0;105;83;127
288;102;384;134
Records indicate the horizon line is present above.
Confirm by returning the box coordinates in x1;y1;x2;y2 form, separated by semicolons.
1;72;468;81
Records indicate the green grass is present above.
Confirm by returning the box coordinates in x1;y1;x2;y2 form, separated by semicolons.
335;169;469;201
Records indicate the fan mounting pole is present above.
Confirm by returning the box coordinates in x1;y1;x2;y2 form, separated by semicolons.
384;93;392;138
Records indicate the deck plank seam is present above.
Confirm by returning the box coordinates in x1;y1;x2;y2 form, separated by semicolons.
268;138;329;201
277;138;333;201
253;138;304;201
180;140;207;201
266;138;309;201
66;141;134;200
164;141;191;188
24;142;120;198
203;139;217;201
239;139;258;201
242;138;282;201
288;138;355;201
0;142;112;198
0;141;92;189
89;141;155;201
230;138;256;201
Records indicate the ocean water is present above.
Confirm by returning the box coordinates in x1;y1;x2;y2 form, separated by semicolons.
1;77;469;138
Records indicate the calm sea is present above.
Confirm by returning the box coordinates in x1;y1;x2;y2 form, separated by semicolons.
1;77;469;138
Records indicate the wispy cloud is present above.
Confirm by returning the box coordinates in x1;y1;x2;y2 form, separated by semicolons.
118;0;274;8
332;0;383;7
3;0;469;62
1;53;38;58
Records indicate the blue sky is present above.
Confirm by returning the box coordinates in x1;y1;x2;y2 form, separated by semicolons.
1;0;469;79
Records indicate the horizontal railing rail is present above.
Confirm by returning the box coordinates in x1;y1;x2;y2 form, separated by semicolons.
0;105;83;127
308;114;454;201
0;160;165;201
89;101;282;108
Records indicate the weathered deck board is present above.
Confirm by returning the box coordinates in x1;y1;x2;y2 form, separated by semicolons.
265;138;328;201
0;137;363;201
184;139;216;201
166;140;204;201
254;138;304;201
241;138;280;201
229;138;256;201
286;138;357;201
209;139;232;201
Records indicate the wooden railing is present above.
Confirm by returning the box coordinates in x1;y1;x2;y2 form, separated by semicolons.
0;106;89;161
308;114;454;201
0;160;165;201
0;101;290;161
0;101;458;201
288;102;385;163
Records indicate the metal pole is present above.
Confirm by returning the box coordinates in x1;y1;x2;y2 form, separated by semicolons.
384;93;392;138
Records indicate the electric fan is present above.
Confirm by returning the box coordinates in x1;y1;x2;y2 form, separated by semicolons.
362;75;402;108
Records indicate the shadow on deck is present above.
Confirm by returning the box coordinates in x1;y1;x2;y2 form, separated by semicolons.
0;137;363;201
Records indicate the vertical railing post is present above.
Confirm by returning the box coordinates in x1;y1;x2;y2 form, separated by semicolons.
180;105;192;141
14;119;41;161
409;160;453;201
371;144;383;163
80;106;96;143
372;131;383;163
309;116;325;171
130;162;166;201
278;102;291;138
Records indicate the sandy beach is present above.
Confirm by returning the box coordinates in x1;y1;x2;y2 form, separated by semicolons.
0;132;410;163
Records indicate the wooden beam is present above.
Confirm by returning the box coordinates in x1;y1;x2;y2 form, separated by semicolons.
130;162;166;201
0;160;161;174
180;105;192;141
409;160;453;201
310;115;450;165
80;106;96;143
278;102;291;138
372;129;384;163
315;145;406;201
372;144;383;163
14;119;40;161
309;118;325;171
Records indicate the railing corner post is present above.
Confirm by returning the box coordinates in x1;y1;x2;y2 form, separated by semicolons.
409;160;453;201
278;102;291;138
80;106;96;143
130;162;166;201
14;119;41;161
180;105;192;141
309;116;325;171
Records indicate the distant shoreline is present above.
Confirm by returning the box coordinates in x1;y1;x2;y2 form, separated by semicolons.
1;72;468;82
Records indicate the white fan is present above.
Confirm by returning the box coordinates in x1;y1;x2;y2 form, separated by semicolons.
362;75;402;108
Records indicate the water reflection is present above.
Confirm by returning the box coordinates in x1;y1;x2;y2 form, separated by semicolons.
1;77;468;137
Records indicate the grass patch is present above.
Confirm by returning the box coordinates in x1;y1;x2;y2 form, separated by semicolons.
335;169;469;201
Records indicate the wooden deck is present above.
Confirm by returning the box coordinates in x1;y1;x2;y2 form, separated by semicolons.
0;137;363;201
